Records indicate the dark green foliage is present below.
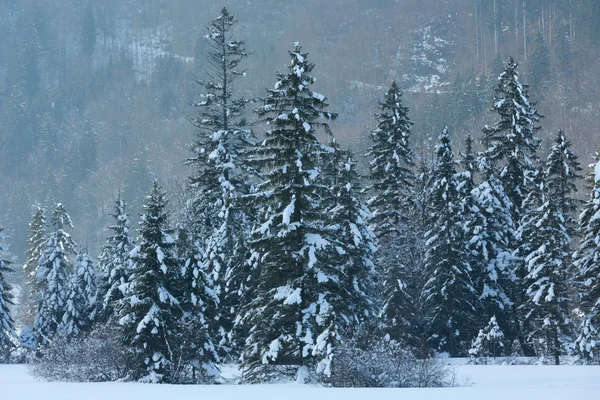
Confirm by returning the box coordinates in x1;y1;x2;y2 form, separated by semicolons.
34;203;77;346
0;227;16;362
573;153;600;361
186;8;253;356
423;128;477;356
482;57;543;219
98;196;134;323
241;43;338;382
119;182;184;383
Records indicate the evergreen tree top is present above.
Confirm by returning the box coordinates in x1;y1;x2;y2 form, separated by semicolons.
51;203;73;231
545;130;583;217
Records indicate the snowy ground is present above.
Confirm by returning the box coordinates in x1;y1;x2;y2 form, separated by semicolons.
3;363;599;400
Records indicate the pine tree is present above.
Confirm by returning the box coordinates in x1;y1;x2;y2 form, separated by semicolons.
517;136;579;364
422;127;477;356
466;156;516;346
34;203;77;345
186;7;253;354
119;182;183;383
177;226;219;381
59;250;98;338
22;206;47;327
482;57;543;221
98;196;134;322
366;81;422;352
0;227;16;362
545;131;583;237
468;316;505;359
482;57;543;357
573;154;600;362
319;142;377;375
367;80;415;238
241;43;339;382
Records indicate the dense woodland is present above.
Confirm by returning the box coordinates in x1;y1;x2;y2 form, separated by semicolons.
1;0;600;386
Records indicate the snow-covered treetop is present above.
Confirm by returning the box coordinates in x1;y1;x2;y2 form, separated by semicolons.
52;203;73;231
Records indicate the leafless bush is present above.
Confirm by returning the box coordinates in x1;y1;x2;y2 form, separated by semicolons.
30;324;135;382
330;337;456;388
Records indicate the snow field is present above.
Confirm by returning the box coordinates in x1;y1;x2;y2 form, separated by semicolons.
2;364;599;400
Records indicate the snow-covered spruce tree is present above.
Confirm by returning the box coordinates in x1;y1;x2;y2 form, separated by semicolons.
468;316;505;360
22;206;46;327
545;131;583;237
186;7;253;355
422;127;477;356
573;154;600;362
241;43;342;382
177;227;219;381
59;250;98;339
97;195;134;323
319;141;377;375
517;140;578;365
119;182;184;383
482;57;543;356
466;155;516;349
0;227;16;362
481;57;542;221
34;203;77;346
366;81;422;352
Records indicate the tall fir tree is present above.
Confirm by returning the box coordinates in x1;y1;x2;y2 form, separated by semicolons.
59;249;98;338
517;140;578;364
573;154;600;362
177;227;219;381
466;155;516;348
482;57;542;220
319;141;377;375
0;227;16;362
422;127;477;356
119;182;184;383
98;196;134;323
545;131;583;237
241;43;341;382
22;206;47;327
34;203;77;345
186;7;253;354
482;57;543;356
366;81;422;352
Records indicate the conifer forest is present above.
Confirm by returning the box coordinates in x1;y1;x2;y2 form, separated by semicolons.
2;0;600;388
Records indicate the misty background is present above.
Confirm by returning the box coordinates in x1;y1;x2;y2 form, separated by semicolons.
1;0;599;276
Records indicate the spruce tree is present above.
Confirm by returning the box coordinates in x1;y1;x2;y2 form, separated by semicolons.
482;57;543;220
319;142;377;375
482;57;543;356
119;182;183;383
177;228;219;381
22;206;46;328
422;127;477;356
366;81;422;351
34;203;76;345
466;155;516;346
186;7;253;354
517;133;580;364
468;316;505;359
98;196;134;322
367;80;415;238
241;43;339;382
59;249;98;338
573;154;600;362
545;131;582;237
0;227;16;362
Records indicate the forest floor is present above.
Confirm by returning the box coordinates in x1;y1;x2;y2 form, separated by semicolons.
2;362;599;400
